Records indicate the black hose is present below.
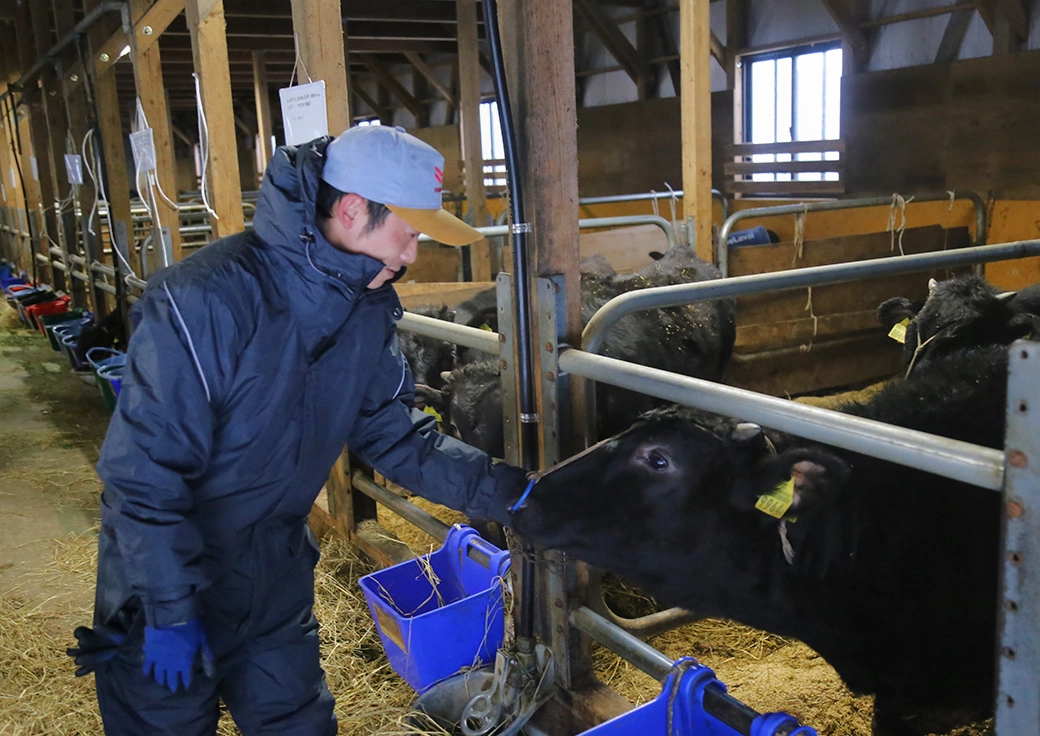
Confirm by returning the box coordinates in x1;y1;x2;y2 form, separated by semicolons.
481;0;540;643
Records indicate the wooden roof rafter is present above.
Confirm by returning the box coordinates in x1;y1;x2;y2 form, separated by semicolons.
573;0;648;87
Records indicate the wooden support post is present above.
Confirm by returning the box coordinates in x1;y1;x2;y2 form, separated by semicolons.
129;0;184;264
290;0;351;136
680;0;714;262
457;0;491;281
53;0;104;314
725;0;746;90
253;51;273;183
498;5;620;729
86;0;139;280
26;0;68;292
186;0;244;237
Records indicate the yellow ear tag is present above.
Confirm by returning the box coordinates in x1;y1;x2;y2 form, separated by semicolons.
888;318;910;344
422;404;444;425
755;477;796;520
479;323;494;332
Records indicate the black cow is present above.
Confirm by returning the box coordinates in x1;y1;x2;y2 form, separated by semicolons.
419;262;736;457
75;307;128;365
397;304;457;390
877;274;1040;376
509;344;1007;735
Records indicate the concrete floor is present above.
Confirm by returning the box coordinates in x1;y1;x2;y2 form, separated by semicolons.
0;305;108;607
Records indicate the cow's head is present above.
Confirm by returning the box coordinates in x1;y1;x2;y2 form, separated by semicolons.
508;407;849;586
877;276;1035;376
416;362;505;458
398;305;456;389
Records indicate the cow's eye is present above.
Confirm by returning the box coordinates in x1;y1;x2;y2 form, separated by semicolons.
645;449;669;471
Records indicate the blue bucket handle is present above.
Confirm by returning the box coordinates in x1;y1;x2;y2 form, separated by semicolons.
97;363;125;381
444;525;511;580
86;347;126;372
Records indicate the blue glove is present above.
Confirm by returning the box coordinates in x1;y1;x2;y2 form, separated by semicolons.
142;619;215;692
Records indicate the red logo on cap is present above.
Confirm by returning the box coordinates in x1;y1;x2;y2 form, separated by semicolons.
434;166;443;193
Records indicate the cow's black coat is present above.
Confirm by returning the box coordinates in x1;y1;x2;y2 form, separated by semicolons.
877;274;1040;376
510;344;1007;734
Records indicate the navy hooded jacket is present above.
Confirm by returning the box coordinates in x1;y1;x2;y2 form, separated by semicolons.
94;137;525;631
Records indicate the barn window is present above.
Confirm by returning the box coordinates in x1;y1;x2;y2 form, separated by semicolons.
479;100;508;190
744;43;842;183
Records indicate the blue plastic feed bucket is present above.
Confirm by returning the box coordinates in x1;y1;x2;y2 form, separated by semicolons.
359;525;510;693
579;657;818;736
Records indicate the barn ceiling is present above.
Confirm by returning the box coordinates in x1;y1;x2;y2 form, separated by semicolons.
0;0;1031;147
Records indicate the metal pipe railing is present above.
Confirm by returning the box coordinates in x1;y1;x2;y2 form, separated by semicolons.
351;472;451;543
418;215;677;251
571;606;761;733
91;261;116;278
560;349;1004;491
584;239;1040;357
398;312;500;355
125;275;147;291
717;190;988;277
350;473;494;569
579;188;729;222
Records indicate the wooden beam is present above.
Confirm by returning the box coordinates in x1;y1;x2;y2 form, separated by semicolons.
499;0;585;695
725;0;745;89
993;0;1028;42
651;9;682;95
573;0;646;87
252;51;273;181
87;0;185;83
934;9;974;63
27;0;66;290
290;0;350;136
456;0;490;280
403;52;456;110
709;29;725;66
129;0;184;264
186;0;244;237
53;0;101;311
361;54;424;121
350;84;390;123
680;0;713;262
819;0;870;69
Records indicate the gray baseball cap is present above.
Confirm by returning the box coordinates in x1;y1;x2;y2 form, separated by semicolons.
321;125;483;246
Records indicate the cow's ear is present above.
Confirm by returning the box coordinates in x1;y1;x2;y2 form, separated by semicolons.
414;384;449;415
738;448;850;516
1009;312;1040;340
876;297;922;329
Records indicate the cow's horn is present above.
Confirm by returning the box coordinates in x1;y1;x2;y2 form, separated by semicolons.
733;423;763;441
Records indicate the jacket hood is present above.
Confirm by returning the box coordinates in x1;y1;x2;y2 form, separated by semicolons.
252;137;390;293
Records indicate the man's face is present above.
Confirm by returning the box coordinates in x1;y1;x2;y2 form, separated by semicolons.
339;202;420;289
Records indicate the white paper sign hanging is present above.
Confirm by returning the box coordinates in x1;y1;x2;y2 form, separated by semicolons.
30;156;39;182
9;167;16;188
64;154;84;185
130;128;157;173
279;81;328;146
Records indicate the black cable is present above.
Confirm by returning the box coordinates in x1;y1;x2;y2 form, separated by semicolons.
481;0;540;643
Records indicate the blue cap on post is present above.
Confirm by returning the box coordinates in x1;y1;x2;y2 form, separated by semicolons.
321;125;483;246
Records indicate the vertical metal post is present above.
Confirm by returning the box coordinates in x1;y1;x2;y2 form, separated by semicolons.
536;275;573;686
996;339;1040;734
497;272;520;466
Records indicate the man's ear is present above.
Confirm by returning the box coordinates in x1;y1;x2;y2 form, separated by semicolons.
334;193;367;232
